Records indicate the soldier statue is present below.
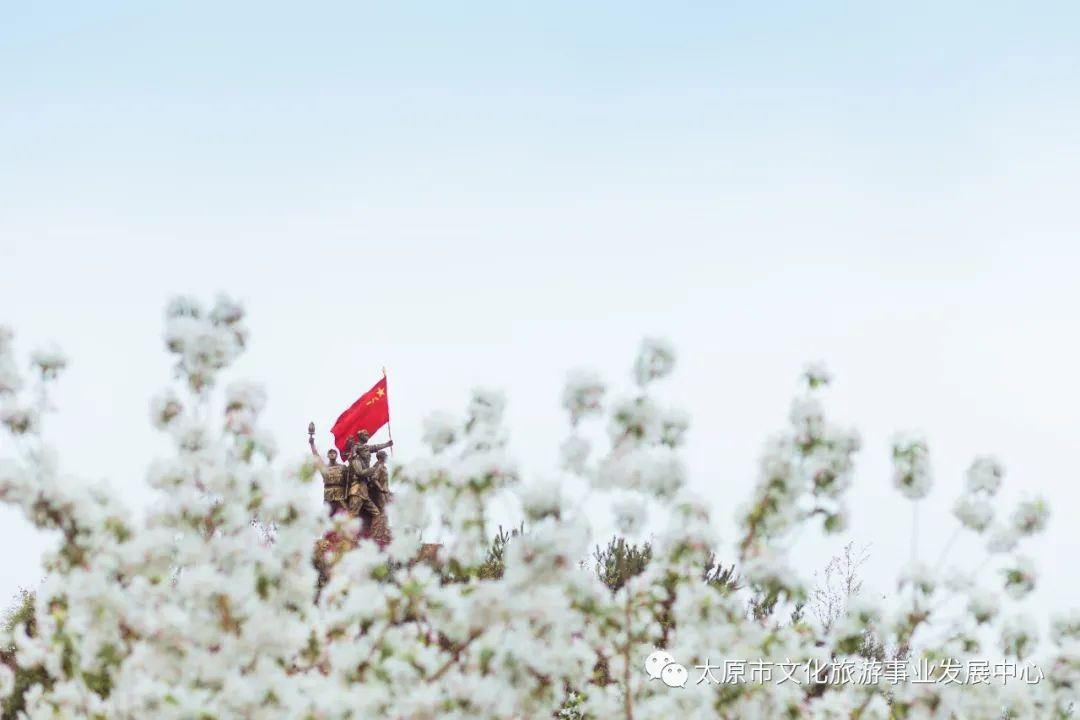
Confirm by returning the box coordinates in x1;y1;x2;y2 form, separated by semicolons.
355;450;392;545
308;421;395;548
308;422;348;517
350;429;393;470
346;443;381;534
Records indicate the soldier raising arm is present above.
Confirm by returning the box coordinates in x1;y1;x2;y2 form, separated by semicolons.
351;429;393;470
308;422;349;517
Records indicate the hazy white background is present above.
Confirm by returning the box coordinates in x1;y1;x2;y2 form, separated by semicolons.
2;2;1078;620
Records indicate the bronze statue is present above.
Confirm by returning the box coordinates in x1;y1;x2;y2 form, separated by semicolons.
363;450;391;511
308;422;348;517
350;429;393;470
346;445;381;529
308;421;395;547
356;450;392;544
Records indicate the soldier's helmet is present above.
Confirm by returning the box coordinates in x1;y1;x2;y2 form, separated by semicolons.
357;430;370;443
376;450;388;462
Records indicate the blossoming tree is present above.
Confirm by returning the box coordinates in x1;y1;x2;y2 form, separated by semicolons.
0;297;1076;719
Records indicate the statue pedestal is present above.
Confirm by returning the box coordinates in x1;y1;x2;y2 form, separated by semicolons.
415;543;442;566
313;535;444;591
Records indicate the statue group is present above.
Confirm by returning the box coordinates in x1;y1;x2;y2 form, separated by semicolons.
308;422;394;545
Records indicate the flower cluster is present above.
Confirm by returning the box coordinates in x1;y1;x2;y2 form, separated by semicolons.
562;369;606;426
162;295;248;392
632;338;676;387
0;327;50;437
0;298;1076;720
891;433;932;500
738;370;861;572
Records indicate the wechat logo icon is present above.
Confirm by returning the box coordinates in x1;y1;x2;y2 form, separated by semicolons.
644;650;688;688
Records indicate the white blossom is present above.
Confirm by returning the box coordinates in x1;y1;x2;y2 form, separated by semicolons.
611;495;647;536
520;480;564;521
790;396;825;445
857;695;892;720
808;690;855;719
987;523;1020;554
30;343;67;380
968;591;1000;624
421;410;458;453
561;368;605;425
1002;555;1037;599
1001;614;1040;659
891;433;932;500
595;446;685;498
966;455;1004;496
824;508;849;533
388;487;429;531
658;406;689;447
1050;609;1080;645
208;295;244;327
832;595;883;644
0;661;14;697
0;338;22;394
742;546;802;596
2;406;37;435
944;569;974;593
1012;496;1049;536
802;361;832;389
953;493;994;532
608;395;662;445
148;390;183;429
162;297;247;392
223;381;266;435
165;295;202;319
632;337;675;386
899;562;936;598
467;387;506;428
559;434;590;474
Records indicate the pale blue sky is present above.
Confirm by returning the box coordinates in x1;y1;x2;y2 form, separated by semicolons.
2;2;1079;625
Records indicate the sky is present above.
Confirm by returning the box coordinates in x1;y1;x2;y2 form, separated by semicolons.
2;1;1079;629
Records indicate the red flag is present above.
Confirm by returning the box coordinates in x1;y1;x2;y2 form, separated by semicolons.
330;375;390;454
